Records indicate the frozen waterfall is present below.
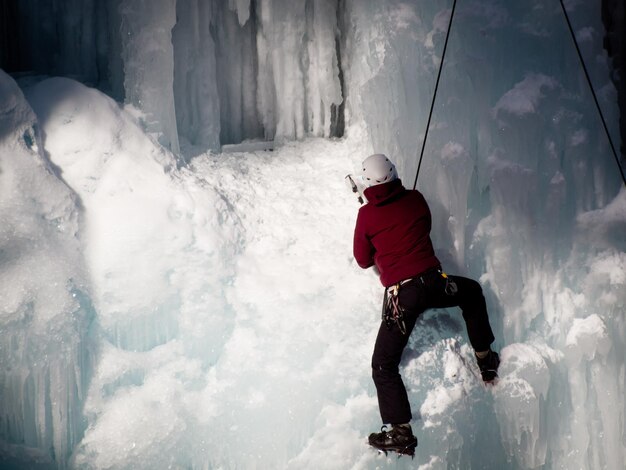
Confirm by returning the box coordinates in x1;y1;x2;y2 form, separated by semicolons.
1;0;625;469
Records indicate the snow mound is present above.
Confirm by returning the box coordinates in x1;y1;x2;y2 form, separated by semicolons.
0;70;92;467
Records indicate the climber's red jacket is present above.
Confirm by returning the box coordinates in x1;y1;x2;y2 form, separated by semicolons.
353;179;440;287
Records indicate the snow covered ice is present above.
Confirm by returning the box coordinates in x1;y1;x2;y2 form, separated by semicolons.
0;70;92;468
1;0;626;469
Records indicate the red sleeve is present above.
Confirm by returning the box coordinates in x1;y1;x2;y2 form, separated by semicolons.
353;209;374;269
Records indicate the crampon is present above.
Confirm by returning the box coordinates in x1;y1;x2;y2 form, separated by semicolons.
368;425;417;458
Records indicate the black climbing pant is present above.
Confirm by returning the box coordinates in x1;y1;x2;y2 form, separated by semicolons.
371;268;495;424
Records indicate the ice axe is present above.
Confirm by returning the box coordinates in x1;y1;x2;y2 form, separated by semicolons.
345;174;364;205
346;174;379;276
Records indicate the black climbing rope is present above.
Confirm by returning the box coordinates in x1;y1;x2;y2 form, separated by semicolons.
412;0;626;189
558;0;626;186
413;0;457;190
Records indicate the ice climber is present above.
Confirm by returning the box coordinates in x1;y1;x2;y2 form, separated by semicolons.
352;153;500;456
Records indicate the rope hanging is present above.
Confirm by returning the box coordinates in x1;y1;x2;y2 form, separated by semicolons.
412;0;626;189
558;0;626;186
412;0;457;190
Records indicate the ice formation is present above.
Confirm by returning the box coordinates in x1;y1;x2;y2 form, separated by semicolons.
1;0;625;469
0;70;92;467
2;0;345;153
172;0;221;151
119;0;180;153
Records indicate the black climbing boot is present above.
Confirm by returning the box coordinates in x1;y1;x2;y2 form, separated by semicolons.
368;424;417;456
477;349;500;383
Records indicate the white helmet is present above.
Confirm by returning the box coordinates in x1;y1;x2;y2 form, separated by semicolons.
361;154;398;187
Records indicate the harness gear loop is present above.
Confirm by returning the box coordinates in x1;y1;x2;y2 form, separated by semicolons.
441;271;458;296
383;283;407;335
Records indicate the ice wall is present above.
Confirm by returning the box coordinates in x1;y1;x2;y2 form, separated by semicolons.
602;0;626;162
21;75;245;469
119;0;180;153
342;0;433;180
344;0;623;185
1;0;625;468
3;0;623;161
207;0;343;144
3;0;98;85
1;0;124;99
2;0;344;151
212;2;263;145
0;70;93;468
255;0;343;141
172;0;221;151
344;0;625;468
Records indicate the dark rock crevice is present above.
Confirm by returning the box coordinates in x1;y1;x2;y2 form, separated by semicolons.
330;0;346;139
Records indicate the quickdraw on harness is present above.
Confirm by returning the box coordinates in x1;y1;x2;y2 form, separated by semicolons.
382;281;410;335
441;271;458;296
382;270;459;335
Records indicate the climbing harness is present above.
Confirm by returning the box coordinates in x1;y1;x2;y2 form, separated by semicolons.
382;269;458;335
412;0;457;190
421;268;458;296
382;281;410;334
441;271;458;296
